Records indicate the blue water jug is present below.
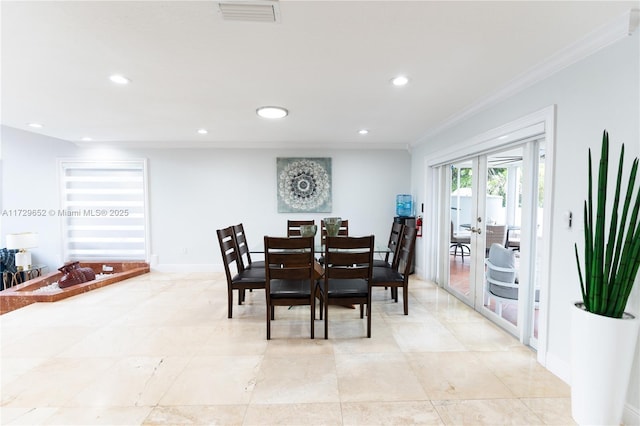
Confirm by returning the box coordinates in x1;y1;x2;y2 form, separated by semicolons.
396;194;413;216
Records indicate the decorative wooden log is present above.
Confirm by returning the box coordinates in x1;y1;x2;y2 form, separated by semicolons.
58;261;96;289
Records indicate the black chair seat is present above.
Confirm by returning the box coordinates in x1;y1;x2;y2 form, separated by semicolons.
235;266;265;280
232;269;265;284
371;266;403;283
321;278;368;298
373;259;391;268
270;279;313;298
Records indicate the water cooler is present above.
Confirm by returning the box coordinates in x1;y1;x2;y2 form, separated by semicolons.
395;194;415;273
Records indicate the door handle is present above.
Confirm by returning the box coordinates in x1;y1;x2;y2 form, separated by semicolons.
471;227;482;235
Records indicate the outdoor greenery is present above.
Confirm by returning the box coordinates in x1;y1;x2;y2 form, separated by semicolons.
574;130;640;318
451;166;507;206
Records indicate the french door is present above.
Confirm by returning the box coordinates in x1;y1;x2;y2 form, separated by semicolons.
443;141;544;347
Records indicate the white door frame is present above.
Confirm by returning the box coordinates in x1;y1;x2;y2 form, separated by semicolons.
422;105;556;366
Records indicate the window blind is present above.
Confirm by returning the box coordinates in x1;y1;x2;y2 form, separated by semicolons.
59;160;148;261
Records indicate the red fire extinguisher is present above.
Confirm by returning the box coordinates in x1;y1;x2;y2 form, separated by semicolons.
416;216;423;237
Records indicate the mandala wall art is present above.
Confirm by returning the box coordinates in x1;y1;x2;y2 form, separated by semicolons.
277;157;332;213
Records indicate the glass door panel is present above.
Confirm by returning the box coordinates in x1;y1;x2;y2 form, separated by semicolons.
447;160;474;304
479;148;523;335
528;141;546;349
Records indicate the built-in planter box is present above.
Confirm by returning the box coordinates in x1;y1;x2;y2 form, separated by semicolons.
0;261;149;314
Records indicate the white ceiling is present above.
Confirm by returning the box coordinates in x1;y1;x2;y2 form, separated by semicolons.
1;1;638;150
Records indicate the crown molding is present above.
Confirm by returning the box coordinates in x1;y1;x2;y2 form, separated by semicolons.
413;9;639;147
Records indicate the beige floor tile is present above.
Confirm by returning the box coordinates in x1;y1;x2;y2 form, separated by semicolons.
250;355;339;404
432;399;543;425
143;404;247;425
243;402;342;425
0;356;47;386
407;352;515;400
0;407;58;425
1;357;116;408
42;406;153;425
335;352;428;402
341;401;444;425
56;326;157;357
131;324;266;357
520;397;576;425
0;272;575;426
160;355;262;405
430;302;486;323
475;351;571;398
331;321;402;355
445;321;522;351
0;324;96;357
264;338;334;356
391;319;467;352
373;293;434;323
67;356;190;407
320;307;380;340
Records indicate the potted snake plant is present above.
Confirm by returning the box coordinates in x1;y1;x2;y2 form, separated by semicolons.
571;130;640;425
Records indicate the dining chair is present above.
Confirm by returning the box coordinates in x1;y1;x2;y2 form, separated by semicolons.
371;226;417;315
450;221;471;260
318;219;349;265
319;235;374;338
506;226;521;251
232;223;265;272
286;220;315;237
485;224;508;256
373;221;404;268
264;235;317;339
320;219;349;245
217;226;266;318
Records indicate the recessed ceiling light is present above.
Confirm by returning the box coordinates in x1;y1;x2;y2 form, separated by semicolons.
27;122;43;128
358;129;369;135
256;106;288;119
197;128;208;134
109;74;130;85
391;75;409;86
81;137;93;141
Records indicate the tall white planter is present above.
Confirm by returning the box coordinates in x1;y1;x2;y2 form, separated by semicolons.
571;302;640;425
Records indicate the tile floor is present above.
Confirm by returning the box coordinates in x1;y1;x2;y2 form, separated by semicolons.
0;272;574;425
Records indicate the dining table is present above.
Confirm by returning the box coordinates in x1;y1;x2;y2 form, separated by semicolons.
250;242;392;280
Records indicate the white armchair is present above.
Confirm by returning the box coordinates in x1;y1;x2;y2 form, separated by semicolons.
484;243;518;316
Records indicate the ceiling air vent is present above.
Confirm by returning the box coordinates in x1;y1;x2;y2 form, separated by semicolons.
217;1;280;23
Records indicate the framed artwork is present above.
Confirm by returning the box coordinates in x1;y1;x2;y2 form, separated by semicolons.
277;157;332;213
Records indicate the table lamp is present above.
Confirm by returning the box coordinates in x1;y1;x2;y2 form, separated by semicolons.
6;232;39;271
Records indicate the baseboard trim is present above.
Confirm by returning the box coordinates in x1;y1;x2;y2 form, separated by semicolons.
624;402;640;426
543;351;571;385
151;263;223;273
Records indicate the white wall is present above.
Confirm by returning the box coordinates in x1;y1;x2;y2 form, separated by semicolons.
1;127;78;269
410;31;640;420
0;128;411;272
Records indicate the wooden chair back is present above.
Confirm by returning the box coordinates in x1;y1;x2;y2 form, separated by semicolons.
217;226;241;281
287;220;315;237
232;223;252;270
393;226;417;274
264;235;316;339
320;219;349;245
